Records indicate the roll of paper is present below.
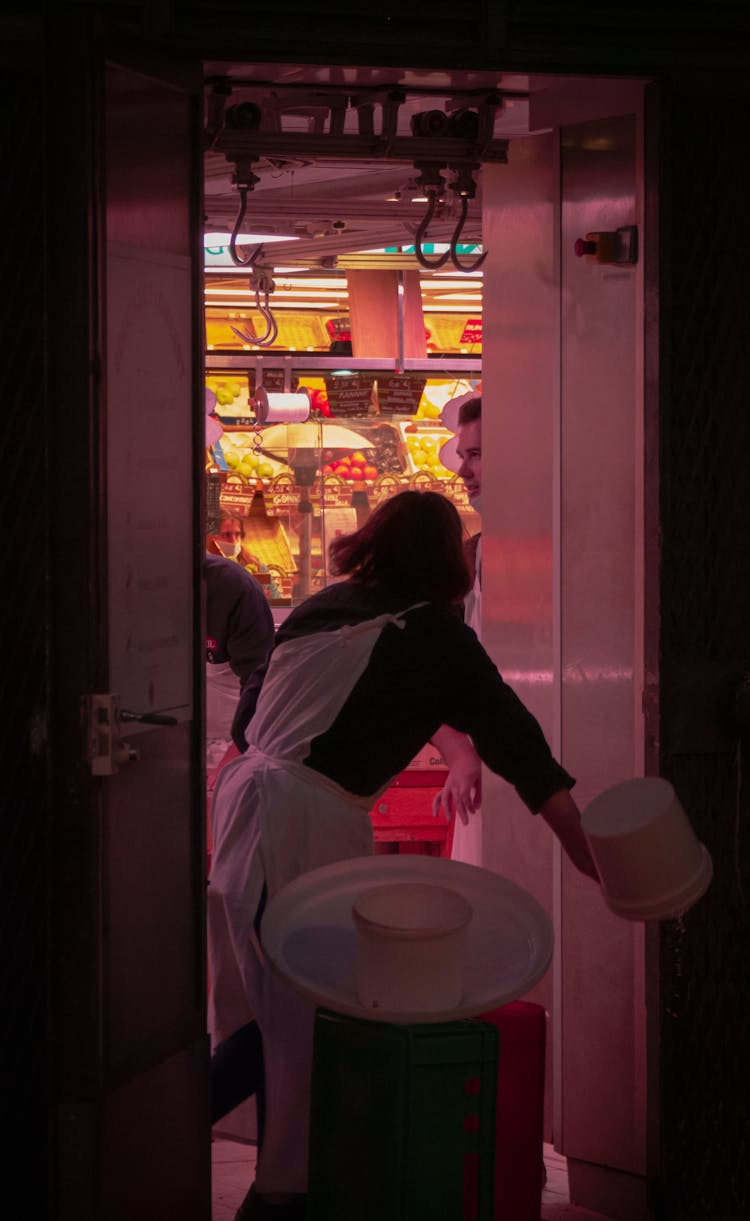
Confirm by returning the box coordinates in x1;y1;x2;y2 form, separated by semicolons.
253;388;311;424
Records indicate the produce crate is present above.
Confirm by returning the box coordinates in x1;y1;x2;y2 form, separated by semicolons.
473;1002;547;1221
369;785;454;858
242;511;297;573
398;421;455;478
308;1009;497;1221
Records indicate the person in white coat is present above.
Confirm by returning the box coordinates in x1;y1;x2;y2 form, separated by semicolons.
208;490;597;1221
432;394;487;863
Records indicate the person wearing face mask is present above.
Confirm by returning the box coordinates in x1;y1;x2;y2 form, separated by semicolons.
211;514;256;565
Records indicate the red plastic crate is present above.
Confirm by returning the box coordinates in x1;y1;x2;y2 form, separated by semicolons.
472;1001;547;1221
369;782;455;857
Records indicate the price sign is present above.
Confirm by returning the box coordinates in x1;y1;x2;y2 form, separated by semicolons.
221;483;255;511
206;471;222;533
269;473;299;513
410;470;444;494
442;478;470;507
369;473;403;504
324;374;374;417
376;373;427;416
459;318;483;344
259;368;286;393
320;474;353;507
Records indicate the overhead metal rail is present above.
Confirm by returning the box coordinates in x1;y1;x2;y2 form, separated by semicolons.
212;130;510;166
206;77;512;166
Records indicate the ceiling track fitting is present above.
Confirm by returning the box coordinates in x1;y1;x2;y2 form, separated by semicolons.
210;82;505;274
214;131;510;166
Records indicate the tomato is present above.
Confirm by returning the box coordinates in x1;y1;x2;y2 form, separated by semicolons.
364;465;378;481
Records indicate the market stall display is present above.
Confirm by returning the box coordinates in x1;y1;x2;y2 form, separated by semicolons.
205;372;481;608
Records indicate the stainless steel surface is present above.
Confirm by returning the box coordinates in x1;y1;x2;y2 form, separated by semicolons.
480;96;648;1207
559;112;646;1183
480;135;559;1134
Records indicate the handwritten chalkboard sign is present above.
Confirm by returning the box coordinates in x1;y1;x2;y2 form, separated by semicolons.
410;470;444;494
369;473;403;505
442;478;471;507
259;368;286;393
206;471;222;533
376;373;427;417
220;477;256;512
268;472;301;513
324;373;375;417
319;474;353;508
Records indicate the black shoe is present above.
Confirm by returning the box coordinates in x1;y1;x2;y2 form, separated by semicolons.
235;1183;307;1221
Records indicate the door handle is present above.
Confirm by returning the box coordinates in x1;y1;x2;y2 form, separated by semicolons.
84;694;177;775
120;709;179;726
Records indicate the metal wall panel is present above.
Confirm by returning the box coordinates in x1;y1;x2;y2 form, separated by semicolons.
558;113;647;1194
481;137;558;1134
481;107;649;1209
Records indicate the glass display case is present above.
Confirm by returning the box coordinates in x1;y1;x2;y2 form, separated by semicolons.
205;358;482;615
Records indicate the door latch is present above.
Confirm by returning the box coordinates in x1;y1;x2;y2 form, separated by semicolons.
83;695;179;775
84;694;137;775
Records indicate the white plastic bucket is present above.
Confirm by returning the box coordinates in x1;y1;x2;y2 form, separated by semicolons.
352;882;473;1013
581;777;713;920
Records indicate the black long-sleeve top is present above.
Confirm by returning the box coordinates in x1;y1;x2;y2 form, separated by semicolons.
204;554;275;681
232;579;574;812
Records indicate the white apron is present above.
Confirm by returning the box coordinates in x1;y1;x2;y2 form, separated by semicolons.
205;660;241;767
451;536;484;866
207;605;421;1194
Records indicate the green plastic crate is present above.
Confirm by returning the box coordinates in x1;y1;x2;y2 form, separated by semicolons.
307;1008;498;1221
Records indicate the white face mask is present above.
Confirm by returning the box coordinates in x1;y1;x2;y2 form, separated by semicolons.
469;493;482;513
215;538;241;559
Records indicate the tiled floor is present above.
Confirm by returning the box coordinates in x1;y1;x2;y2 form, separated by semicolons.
211;1138;617;1220
211;1137;257;1221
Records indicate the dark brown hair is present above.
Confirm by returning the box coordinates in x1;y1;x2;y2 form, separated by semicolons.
219;513;245;537
458;395;481;426
329;490;470;603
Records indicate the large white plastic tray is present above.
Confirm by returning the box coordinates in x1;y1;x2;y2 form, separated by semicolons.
261;854;554;1024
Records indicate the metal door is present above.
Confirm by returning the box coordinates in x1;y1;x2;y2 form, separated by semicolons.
47;16;208;1220
480;84;652;1220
